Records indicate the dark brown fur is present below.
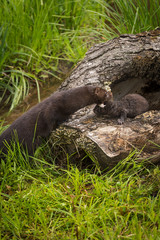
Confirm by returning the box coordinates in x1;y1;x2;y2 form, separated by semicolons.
0;85;108;157
94;93;149;124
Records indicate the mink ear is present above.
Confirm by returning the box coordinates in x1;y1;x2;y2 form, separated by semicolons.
95;87;100;95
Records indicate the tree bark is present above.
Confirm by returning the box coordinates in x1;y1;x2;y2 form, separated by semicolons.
50;29;160;169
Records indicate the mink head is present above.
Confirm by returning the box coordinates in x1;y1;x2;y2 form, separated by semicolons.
94;87;113;104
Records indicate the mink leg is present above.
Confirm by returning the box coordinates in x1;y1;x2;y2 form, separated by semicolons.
118;110;127;124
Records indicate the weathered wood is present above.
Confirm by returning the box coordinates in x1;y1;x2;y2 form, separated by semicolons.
50;29;160;169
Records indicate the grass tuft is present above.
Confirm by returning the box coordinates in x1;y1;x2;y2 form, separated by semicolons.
0;147;160;239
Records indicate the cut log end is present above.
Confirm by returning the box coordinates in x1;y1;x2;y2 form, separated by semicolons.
50;110;160;169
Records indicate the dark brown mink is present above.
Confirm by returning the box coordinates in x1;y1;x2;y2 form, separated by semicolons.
0;85;109;157
94;93;149;124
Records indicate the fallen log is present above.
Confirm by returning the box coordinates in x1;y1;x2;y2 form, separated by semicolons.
49;29;160;169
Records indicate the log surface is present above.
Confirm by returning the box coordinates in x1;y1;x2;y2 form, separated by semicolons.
50;29;160;169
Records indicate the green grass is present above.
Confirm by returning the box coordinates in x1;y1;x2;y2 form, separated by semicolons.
0;0;160;110
0;0;108;110
0;150;160;239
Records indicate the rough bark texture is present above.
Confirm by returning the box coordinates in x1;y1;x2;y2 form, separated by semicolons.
50;29;160;169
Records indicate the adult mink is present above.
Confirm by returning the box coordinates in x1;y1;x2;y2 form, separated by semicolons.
0;85;110;157
94;93;149;124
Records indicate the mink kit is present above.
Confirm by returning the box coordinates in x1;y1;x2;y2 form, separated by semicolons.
94;93;149;124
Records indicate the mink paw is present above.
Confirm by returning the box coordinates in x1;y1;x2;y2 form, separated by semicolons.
117;118;124;125
93;105;101;115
